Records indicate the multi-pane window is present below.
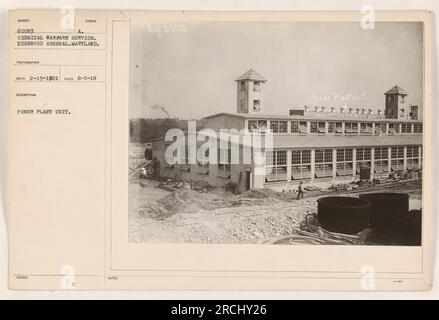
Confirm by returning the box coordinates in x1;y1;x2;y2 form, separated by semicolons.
394;123;400;133
217;147;231;175
356;148;372;173
248;120;267;131
253;81;261;92
291;121;308;133
310;122;318;133
335;122;343;134
401;123;409;133
265;150;287;182
328;122;335;133
318;122;326;133
315;149;333;178
345;122;358;134
253;100;261;111
374;123;382;134
299;121;308;133
336;148;353;176
413;123;422;133
291;150;311;180
390;146;404;171
388;123;396;134
291;121;299;133
360;123;373;134
406;146;420;169
391;146;404;158
279;121;288;133
269;120;288;133
374;147;389;173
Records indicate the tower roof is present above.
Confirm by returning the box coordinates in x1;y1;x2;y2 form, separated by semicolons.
235;68;267;82
385;85;408;95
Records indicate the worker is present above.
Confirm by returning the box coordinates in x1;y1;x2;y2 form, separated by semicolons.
296;181;304;200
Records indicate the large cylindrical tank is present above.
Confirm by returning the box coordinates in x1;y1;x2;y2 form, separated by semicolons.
317;196;372;234
359;192;409;218
359;192;418;245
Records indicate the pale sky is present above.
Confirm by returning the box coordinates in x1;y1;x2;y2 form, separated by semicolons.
129;21;423;119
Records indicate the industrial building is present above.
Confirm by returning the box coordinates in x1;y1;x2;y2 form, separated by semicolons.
152;69;423;193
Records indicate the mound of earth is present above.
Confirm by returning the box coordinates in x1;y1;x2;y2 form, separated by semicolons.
138;201;171;219
138;187;290;219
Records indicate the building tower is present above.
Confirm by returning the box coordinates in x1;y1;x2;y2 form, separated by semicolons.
384;85;408;119
236;69;267;114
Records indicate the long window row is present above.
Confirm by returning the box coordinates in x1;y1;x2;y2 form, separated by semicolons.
248;120;423;135
265;146;422;183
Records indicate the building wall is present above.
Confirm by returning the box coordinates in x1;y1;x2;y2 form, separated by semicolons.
237;80;249;113
152;138;421;192
203;115;246;132
152;138;250;192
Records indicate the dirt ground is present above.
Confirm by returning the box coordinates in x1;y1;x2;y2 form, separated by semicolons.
129;178;423;244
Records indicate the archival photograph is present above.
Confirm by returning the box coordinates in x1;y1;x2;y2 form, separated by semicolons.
128;21;423;246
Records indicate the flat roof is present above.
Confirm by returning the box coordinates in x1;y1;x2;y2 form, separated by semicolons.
269;134;422;149
202;112;423;123
150;131;422;148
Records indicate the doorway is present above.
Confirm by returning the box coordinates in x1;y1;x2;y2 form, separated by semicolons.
245;169;251;191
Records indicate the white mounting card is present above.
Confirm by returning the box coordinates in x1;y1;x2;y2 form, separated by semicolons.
7;9;433;290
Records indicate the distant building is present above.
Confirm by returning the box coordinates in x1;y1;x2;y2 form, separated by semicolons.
152;69;423;193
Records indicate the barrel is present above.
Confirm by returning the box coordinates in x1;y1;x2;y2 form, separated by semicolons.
359;192;408;218
359;166;371;180
317;196;372;234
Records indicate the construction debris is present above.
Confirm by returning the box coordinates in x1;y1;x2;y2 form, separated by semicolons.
130;178;422;244
304;185;321;192
260;213;370;245
328;182;359;192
